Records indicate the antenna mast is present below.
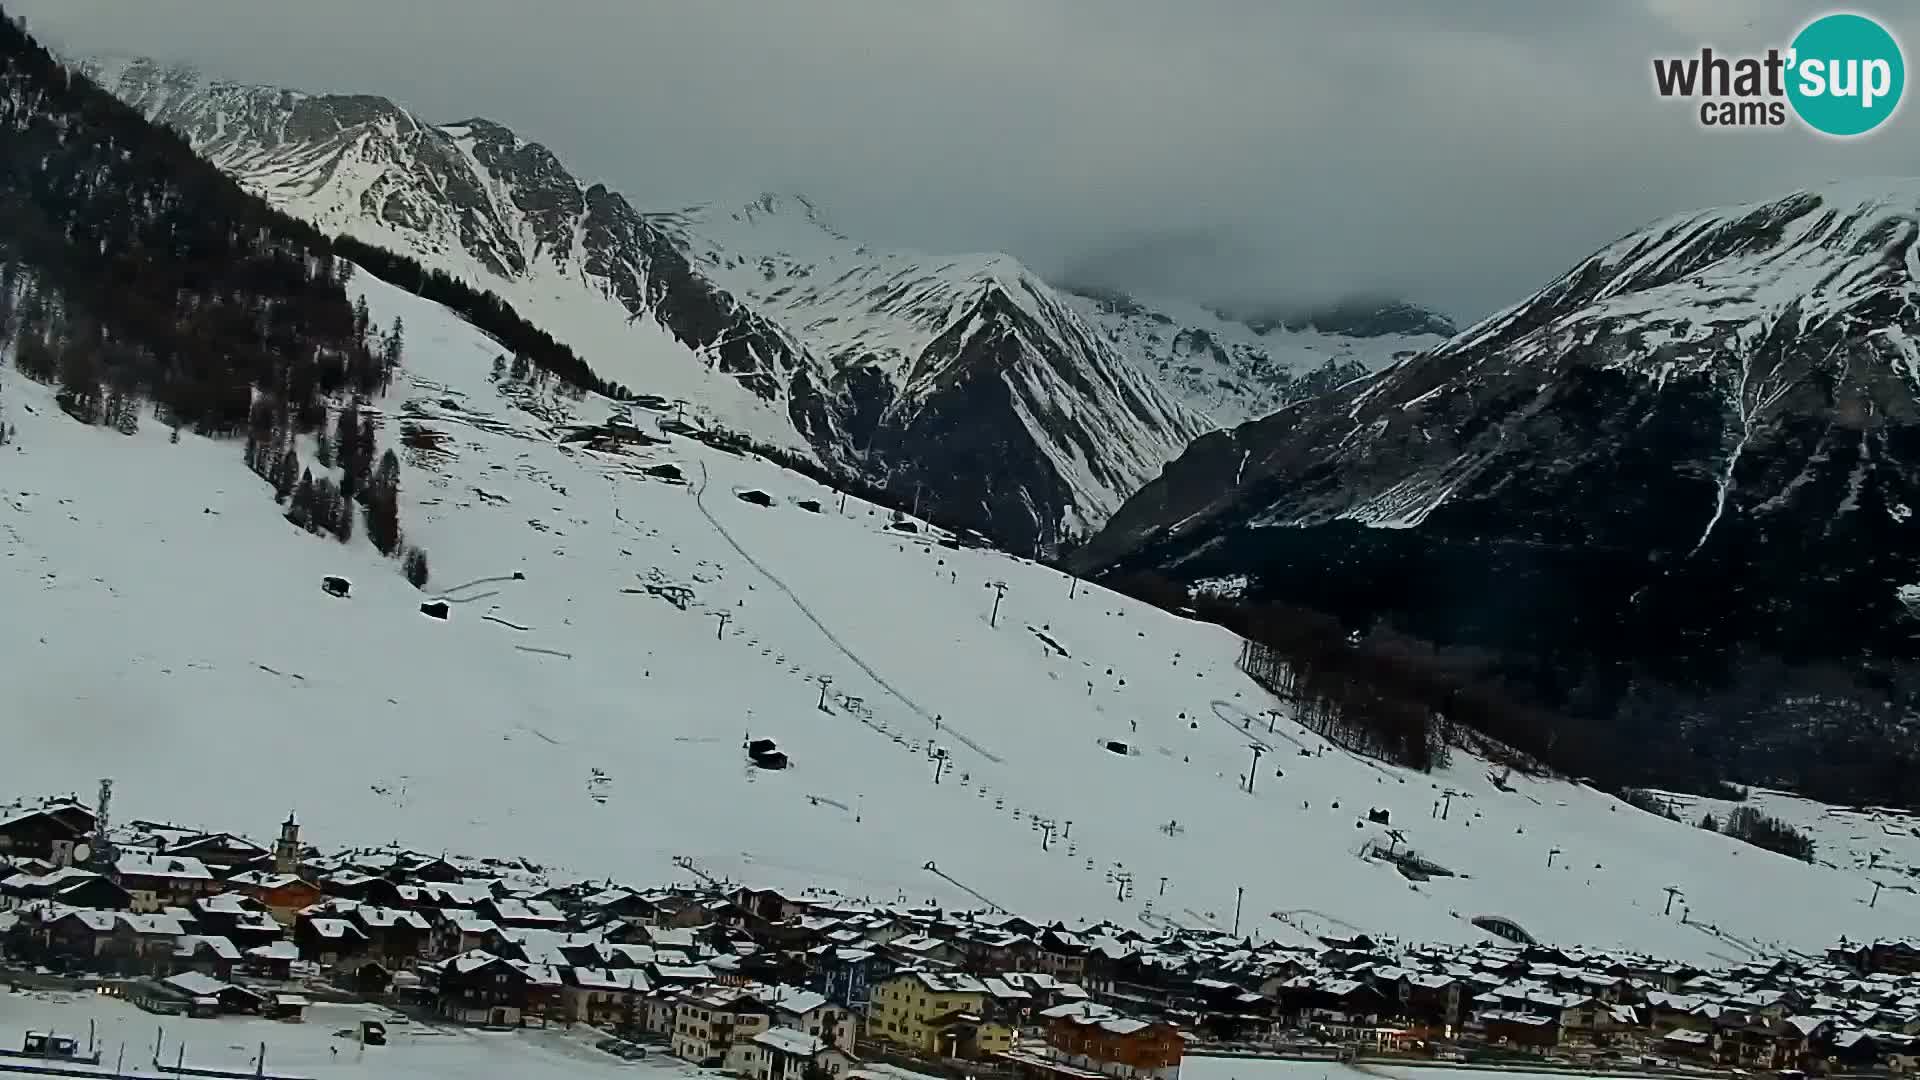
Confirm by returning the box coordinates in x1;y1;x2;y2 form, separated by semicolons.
90;778;114;870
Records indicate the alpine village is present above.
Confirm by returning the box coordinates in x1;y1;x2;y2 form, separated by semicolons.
0;791;1916;1080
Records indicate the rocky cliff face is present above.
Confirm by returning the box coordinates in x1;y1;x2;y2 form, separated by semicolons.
83;57;1220;551
1076;181;1920;797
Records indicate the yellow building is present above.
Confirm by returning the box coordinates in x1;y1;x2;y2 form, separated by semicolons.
868;970;1015;1060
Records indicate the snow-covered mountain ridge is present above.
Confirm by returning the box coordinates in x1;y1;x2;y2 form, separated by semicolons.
2;265;1913;966
656;195;1449;427
1061;286;1447;424
77;56;1449;551
74;58;1196;551
1075;180;1920;804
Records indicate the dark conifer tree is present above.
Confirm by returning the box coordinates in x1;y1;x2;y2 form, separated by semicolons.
334;404;362;499
310;476;341;536
288;468;315;529
333;488;354;542
403;546;430;589
276;449;299;502
365;448;403;556
384;316;404;368
355;414;377;499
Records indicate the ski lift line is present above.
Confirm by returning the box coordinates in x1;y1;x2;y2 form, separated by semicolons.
1209;700;1309;752
1182;907;1227;932
1269;907;1372;936
436;573;525;595
1217;698;1397;779
921;860;1009;913
690;462;1003;764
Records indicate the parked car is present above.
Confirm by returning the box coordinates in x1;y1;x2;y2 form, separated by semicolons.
594;1037;647;1060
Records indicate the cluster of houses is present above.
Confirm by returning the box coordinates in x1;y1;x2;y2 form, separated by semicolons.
4;795;1920;1078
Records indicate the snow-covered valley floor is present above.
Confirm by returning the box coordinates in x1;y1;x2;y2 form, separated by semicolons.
1;272;1912;966
0;990;704;1080
0;991;1593;1080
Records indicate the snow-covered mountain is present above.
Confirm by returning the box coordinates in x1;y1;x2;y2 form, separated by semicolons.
1062;287;1449;425
80;57;1233;552
1074;180;1920;801
3;265;1913;965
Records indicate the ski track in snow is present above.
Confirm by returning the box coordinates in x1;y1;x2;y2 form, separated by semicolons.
688;461;1005;767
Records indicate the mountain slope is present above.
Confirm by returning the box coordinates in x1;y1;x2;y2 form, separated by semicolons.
1075;180;1920;804
82;58;1212;551
3;265;1913;965
0;11;384;452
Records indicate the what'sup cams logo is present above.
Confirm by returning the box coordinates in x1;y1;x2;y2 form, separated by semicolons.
1653;12;1905;136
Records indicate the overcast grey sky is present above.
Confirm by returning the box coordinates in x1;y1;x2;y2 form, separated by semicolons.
14;0;1918;320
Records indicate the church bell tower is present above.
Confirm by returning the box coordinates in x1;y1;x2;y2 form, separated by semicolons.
273;811;300;876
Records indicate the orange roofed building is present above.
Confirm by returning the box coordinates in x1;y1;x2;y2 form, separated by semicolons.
225;871;323;925
1030;1001;1182;1080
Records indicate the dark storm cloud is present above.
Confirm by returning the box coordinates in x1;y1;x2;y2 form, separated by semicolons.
14;0;1919;321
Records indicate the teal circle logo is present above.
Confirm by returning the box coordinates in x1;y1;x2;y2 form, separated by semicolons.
1787;13;1905;136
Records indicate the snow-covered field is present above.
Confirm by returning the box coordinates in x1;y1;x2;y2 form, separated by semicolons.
0;994;1583;1080
0;272;1909;964
0;990;700;1080
1184;1056;1612;1080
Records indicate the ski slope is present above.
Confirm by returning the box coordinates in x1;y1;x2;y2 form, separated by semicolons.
0;272;1907;965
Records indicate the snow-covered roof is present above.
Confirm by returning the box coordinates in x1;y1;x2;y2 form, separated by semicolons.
227;871;308;889
1039;1000;1154;1035
753;1027;827;1058
983;978;1034;1001
355;905;431;930
305;918;365;940
174;935;242;960
115;853;213;881
447;950;509;974
122;913;185;936
767;988;830;1015
653;963;715;981
896;970;987;995
165;971;242;998
570;967;650;992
